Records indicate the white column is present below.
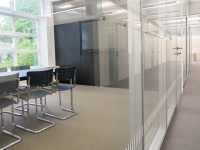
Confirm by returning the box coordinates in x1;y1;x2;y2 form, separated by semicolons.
39;0;56;67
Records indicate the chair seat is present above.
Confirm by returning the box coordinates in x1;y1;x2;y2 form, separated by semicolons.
43;84;72;92
0;97;15;109
19;89;49;100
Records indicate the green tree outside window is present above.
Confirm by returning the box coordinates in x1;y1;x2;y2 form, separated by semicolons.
0;0;41;68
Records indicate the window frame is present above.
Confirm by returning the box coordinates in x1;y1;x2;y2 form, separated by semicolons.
0;13;40;67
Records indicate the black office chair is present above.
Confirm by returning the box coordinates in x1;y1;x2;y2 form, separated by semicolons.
20;65;30;70
11;66;20;71
0;73;21;149
18;65;30;91
0;67;7;72
43;66;77;120
14;69;55;134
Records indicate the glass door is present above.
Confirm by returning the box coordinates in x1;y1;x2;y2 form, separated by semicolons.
108;23;118;84
175;2;183;106
166;32;177;126
166;0;183;125
176;32;183;105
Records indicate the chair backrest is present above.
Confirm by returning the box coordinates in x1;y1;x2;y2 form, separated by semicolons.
27;69;53;87
55;66;76;83
0;73;19;95
0;67;7;72
11;66;20;71
20;65;30;70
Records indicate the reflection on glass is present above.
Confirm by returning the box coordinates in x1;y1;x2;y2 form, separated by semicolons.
0;53;14;68
0;37;13;49
17;53;38;66
15;18;36;34
17;37;37;50
0;14;12;31
15;0;41;15
0;0;13;8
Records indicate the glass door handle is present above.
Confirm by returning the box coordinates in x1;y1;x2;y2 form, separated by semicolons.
174;52;181;56
173;47;182;50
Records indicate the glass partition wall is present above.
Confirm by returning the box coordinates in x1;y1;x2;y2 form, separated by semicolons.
51;0;188;150
0;0;189;149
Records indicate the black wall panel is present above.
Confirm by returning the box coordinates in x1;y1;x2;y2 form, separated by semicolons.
54;21;100;86
54;22;82;84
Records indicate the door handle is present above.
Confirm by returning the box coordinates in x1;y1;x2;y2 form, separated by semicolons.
174;52;181;56
173;47;182;50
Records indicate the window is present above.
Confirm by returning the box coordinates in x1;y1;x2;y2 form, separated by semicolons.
0;37;13;49
15;18;36;34
15;0;41;15
17;53;38;66
17;37;37;50
0;15;39;67
0;53;14;68
0;0;13;8
0;15;12;31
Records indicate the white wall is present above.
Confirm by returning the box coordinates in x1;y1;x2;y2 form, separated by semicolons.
191;36;200;61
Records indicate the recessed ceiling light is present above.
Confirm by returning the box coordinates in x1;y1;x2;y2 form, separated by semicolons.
56;3;72;9
143;1;178;9
149;11;179;17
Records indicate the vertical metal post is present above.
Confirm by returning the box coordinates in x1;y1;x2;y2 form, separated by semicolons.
186;17;188;77
70;88;73;110
1;109;4;131
191;32;193;64
189;26;191;71
59;91;62;107
140;0;145;149
12;105;15;125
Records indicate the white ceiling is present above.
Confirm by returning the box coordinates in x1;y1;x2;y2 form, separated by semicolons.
52;0;200;35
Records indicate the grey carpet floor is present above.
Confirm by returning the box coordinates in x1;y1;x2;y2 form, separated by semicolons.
0;86;130;150
161;62;200;150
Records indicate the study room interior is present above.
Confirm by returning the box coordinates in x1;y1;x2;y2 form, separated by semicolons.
0;0;200;150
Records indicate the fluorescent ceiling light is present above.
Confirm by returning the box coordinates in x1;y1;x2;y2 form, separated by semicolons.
190;27;200;29
56;3;73;9
188;17;200;21
135;24;141;26
120;17;128;19
115;9;127;14
163;22;183;25
149;11;179;17
132;22;140;24
48;5;85;16
102;9;127;16
102;1;115;8
143;1;177;9
102;11;116;15
158;17;181;22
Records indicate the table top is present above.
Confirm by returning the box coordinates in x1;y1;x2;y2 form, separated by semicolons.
0;68;54;80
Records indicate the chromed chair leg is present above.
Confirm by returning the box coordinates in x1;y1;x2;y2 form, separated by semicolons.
15;99;46;112
70;88;73;110
15;99;29;112
43;91;77;120
60;90;76;113
3;99;25;116
0;108;21;150
15;99;55;134
44;96;47;106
